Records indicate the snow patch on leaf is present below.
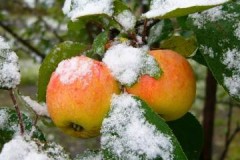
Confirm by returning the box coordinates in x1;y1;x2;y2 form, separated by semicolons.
115;10;136;31
0;109;8;128
234;22;240;40
143;0;228;18
102;43;161;86
200;45;215;58
22;96;49;117
101;93;173;160
0;36;20;89
62;0;114;21
222;49;240;96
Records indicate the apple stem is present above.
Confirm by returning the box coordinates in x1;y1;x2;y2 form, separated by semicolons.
9;89;25;135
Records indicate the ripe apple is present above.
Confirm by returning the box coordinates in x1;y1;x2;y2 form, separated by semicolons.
46;56;120;138
126;50;196;121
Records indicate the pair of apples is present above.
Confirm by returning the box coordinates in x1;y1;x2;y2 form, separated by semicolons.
46;49;196;138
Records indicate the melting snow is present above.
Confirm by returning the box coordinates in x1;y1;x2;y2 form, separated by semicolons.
62;0;114;21
102;43;159;86
115;10;136;31
0;36;21;89
22;96;49;117
55;56;94;86
143;0;228;18
101;94;173;160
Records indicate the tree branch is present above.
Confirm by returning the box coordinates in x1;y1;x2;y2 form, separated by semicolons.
0;21;45;59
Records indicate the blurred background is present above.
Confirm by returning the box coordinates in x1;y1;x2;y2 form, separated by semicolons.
0;0;239;159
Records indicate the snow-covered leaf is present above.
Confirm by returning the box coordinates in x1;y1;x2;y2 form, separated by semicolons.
167;113;203;160
38;41;87;102
148;19;174;46
103;43;162;86
0;107;45;151
143;0;230;19
74;150;102;160
0;37;20;89
101;94;187;160
188;2;240;101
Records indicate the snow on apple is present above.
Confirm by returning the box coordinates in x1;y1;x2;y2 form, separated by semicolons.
101;93;173;160
22;96;49;117
102;43;159;86
0;36;21;89
143;0;229;18
62;0;114;21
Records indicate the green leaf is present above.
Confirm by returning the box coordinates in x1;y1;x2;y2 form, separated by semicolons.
38;41;87;102
187;2;240;101
113;0;130;15
0;107;45;151
148;19;174;47
143;0;230;19
101;94;187;160
167;112;203;160
191;49;208;67
93;31;109;57
160;35;197;57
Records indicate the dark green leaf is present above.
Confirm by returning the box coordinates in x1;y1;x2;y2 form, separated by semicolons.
191;49;208;67
148;20;174;47
113;0;131;15
187;2;240;101
101;94;187;160
38;41;87;102
93;31;109;57
167;112;203;160
0;107;45;151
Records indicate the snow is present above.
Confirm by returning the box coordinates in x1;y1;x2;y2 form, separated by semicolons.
200;45;215;58
22;96;49;117
62;0;114;21
101;94;173;160
222;49;240;96
0;109;8;128
0;135;70;160
234;23;240;40
0;136;50;160
0;36;21;89
102;43;159;86
24;0;54;8
143;0;228;18
55;56;94;86
115;10;136;31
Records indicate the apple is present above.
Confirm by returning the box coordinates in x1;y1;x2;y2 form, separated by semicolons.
126;50;196;121
46;56;120;138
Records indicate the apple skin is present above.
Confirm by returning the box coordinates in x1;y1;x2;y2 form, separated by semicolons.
126;50;196;121
46;56;120;138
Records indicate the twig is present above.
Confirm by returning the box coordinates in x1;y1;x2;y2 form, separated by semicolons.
141;19;148;43
0;21;45;59
219;124;240;160
9;89;24;135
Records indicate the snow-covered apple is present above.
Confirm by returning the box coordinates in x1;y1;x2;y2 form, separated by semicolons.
46;56;120;138
126;50;196;121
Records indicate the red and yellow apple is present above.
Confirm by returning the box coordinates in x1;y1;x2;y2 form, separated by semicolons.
126;50;196;121
46;56;120;138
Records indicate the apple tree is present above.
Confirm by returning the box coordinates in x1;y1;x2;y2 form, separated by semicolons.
0;0;240;159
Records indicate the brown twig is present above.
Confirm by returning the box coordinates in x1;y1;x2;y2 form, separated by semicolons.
9;89;24;135
141;19;148;43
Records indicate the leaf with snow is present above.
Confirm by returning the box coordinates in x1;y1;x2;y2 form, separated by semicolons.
142;0;230;19
38;41;87;102
101;94;187;160
0;107;45;151
188;2;240;101
74;150;102;160
103;43;162;86
21;96;49;117
0;135;70;160
0;36;20;89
